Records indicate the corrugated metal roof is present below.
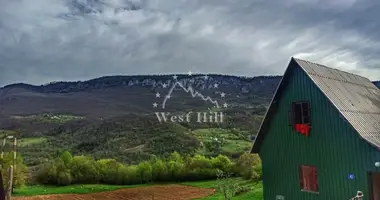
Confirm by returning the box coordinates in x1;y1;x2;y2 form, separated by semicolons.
251;57;380;153
294;58;380;149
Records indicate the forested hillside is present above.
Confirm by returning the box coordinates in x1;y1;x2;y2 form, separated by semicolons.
0;75;378;167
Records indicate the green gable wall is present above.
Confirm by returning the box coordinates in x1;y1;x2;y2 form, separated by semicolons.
259;62;380;200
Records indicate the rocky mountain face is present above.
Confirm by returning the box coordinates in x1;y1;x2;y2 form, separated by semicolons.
0;75;281;118
0;75;379;119
1;75;280;94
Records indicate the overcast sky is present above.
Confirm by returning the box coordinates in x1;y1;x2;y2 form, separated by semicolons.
1;0;380;86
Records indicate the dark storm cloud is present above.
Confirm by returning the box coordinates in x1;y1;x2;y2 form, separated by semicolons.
0;0;379;86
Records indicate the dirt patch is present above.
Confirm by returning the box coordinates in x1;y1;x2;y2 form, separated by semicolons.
13;184;215;200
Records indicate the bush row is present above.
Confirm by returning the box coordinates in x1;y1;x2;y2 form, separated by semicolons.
35;151;262;186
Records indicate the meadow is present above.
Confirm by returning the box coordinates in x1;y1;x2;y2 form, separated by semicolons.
12;178;263;199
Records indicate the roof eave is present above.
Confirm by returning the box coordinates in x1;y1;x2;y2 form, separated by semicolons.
251;57;298;153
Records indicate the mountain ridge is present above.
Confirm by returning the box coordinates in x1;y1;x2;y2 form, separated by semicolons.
1;74;281;93
1;75;378;119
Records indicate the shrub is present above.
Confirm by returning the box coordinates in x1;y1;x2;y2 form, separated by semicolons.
233;185;251;196
215;170;239;200
234;152;262;180
252;163;262;181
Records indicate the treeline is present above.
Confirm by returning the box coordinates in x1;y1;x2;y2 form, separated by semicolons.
35;151;262;186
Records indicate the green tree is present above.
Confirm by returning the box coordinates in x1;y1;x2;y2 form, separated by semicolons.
35;161;57;184
96;159;123;184
70;156;100;183
136;161;152;183
235;152;261;180
59;151;73;167
204;130;226;154
168;152;183;163
211;155;232;172
150;156;168;181
187;154;212;170
0;153;28;187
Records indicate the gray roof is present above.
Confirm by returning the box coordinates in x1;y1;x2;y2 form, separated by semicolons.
251;57;380;153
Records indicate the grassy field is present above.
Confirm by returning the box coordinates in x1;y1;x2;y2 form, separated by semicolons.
192;128;252;154
183;179;263;200
13;179;263;199
0;130;17;137
13;184;152;196
18;137;47;147
11;114;83;123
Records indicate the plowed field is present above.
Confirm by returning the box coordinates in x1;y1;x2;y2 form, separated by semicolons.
13;184;215;200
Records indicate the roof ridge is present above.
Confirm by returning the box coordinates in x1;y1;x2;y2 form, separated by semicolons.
306;72;377;89
292;57;370;81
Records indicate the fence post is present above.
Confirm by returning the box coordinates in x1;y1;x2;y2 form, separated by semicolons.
1;138;6;160
5;166;13;200
11;137;16;194
0;137;6;200
0;169;5;200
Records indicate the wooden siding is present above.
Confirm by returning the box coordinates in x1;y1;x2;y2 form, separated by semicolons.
259;62;380;200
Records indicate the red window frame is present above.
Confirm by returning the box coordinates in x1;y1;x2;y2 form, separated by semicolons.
292;101;311;125
299;165;318;192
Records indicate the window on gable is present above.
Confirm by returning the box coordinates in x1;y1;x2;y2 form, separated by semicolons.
299;165;318;192
292;101;311;124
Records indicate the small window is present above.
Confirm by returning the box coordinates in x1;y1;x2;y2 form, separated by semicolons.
292;102;310;124
299;165;318;192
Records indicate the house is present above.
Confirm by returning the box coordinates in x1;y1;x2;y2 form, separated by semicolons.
251;57;380;199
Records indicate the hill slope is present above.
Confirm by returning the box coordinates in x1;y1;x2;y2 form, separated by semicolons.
0;74;379;166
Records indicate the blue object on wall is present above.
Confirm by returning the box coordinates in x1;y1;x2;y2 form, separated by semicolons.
348;174;355;180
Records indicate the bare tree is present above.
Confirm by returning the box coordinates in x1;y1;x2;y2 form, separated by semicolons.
215;170;238;200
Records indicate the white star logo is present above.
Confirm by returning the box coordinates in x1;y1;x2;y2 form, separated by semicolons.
220;92;225;98
155;92;160;98
173;75;178;80
162;83;168;88
204;74;208;80
153;102;158;108
214;83;219;88
223;103;228;108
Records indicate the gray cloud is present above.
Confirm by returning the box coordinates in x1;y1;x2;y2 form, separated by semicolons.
0;0;380;86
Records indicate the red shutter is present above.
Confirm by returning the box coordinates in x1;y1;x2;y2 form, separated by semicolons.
306;166;311;190
300;165;318;192
310;167;315;191
295;124;311;136
299;166;304;188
